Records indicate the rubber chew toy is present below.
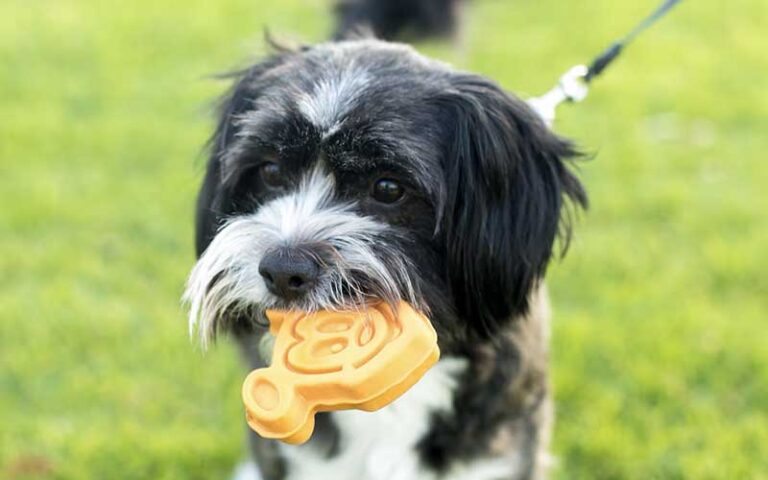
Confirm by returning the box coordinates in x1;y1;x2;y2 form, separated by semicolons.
242;301;439;444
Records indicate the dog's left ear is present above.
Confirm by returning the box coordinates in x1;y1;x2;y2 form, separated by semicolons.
434;75;587;338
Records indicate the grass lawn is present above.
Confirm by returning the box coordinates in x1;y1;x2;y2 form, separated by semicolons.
1;0;766;478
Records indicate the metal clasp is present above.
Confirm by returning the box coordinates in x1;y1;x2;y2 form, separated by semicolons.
527;65;589;127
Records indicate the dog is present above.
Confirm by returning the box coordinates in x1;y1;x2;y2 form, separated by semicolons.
184;1;587;479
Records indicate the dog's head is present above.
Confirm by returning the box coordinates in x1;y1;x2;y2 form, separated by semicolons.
184;40;586;349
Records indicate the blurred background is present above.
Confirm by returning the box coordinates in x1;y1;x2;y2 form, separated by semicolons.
1;0;766;478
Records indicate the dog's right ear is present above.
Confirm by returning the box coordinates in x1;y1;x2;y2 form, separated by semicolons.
195;53;292;257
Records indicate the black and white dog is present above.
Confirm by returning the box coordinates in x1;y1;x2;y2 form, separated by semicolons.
184;1;586;479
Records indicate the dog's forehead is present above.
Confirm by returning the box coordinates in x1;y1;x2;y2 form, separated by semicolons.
293;41;448;130
264;42;442;131
237;41;450;182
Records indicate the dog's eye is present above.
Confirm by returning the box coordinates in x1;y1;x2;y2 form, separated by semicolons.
371;178;404;204
259;162;284;189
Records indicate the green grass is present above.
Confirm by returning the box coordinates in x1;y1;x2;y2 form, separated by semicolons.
1;0;766;478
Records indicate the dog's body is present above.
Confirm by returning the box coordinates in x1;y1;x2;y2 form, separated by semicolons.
234;285;553;480
185;4;585;479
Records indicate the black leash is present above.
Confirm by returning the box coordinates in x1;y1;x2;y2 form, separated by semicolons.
529;0;685;125
585;0;684;82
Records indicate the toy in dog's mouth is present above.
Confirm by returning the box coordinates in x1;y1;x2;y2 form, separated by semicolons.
242;301;440;444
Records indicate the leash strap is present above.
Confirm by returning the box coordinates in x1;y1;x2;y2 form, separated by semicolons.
528;0;684;125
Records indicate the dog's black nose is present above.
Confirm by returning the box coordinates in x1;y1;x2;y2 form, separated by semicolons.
259;249;319;300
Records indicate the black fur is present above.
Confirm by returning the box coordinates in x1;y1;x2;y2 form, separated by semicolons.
418;339;525;471
194;54;295;256
194;42;585;339
434;75;587;338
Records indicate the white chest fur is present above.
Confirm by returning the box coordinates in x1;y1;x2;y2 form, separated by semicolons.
278;357;465;480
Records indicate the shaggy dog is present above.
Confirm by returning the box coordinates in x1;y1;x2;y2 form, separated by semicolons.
184;1;586;478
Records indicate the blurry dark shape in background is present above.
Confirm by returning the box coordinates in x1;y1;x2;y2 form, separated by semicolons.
333;0;464;41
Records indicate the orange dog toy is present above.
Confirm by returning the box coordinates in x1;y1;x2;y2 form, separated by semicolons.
242;301;439;444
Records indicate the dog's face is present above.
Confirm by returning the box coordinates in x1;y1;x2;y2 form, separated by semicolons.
184;40;585;349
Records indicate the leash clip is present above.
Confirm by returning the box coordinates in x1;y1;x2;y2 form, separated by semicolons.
528;65;589;127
